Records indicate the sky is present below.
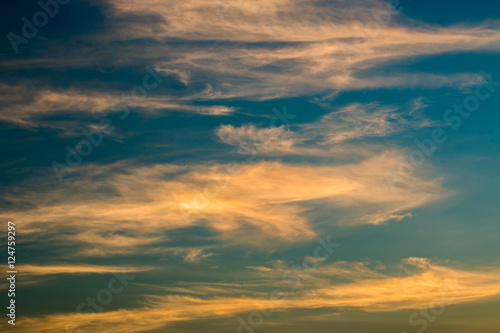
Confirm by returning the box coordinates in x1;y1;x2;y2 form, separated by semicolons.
1;0;500;332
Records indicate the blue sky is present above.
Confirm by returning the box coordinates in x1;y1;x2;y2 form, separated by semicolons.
1;0;500;332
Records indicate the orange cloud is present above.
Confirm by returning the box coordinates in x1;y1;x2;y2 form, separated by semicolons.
6;258;500;332
1;150;447;253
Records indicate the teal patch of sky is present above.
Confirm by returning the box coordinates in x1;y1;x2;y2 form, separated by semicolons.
0;0;106;58
397;0;500;25
11;273;144;316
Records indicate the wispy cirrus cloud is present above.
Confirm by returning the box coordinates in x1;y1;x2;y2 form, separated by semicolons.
302;100;438;144
0;264;152;291
216;100;437;155
14;264;151;276
160;247;217;263
0;150;446;255
216;124;304;154
117;0;498;99
1;0;498;111
1;1;499;332
0;0;497;134
0;83;235;130
6;258;500;332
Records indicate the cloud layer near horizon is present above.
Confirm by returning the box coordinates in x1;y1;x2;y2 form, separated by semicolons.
4;258;500;332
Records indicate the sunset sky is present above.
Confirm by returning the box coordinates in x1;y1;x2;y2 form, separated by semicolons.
1;0;500;332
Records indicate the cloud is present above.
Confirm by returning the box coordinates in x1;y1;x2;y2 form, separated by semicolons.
300;257;500;311
216;124;303;154
154;49;487;101
13;264;151;276
216;100;438;156
68;232;166;257
303;101;438;144
159;247;216;263
0;150;446;254
1;0;498;110
7;258;500;332
0;0;497;132
110;0;498;98
0;264;153;290
0;84;234;130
